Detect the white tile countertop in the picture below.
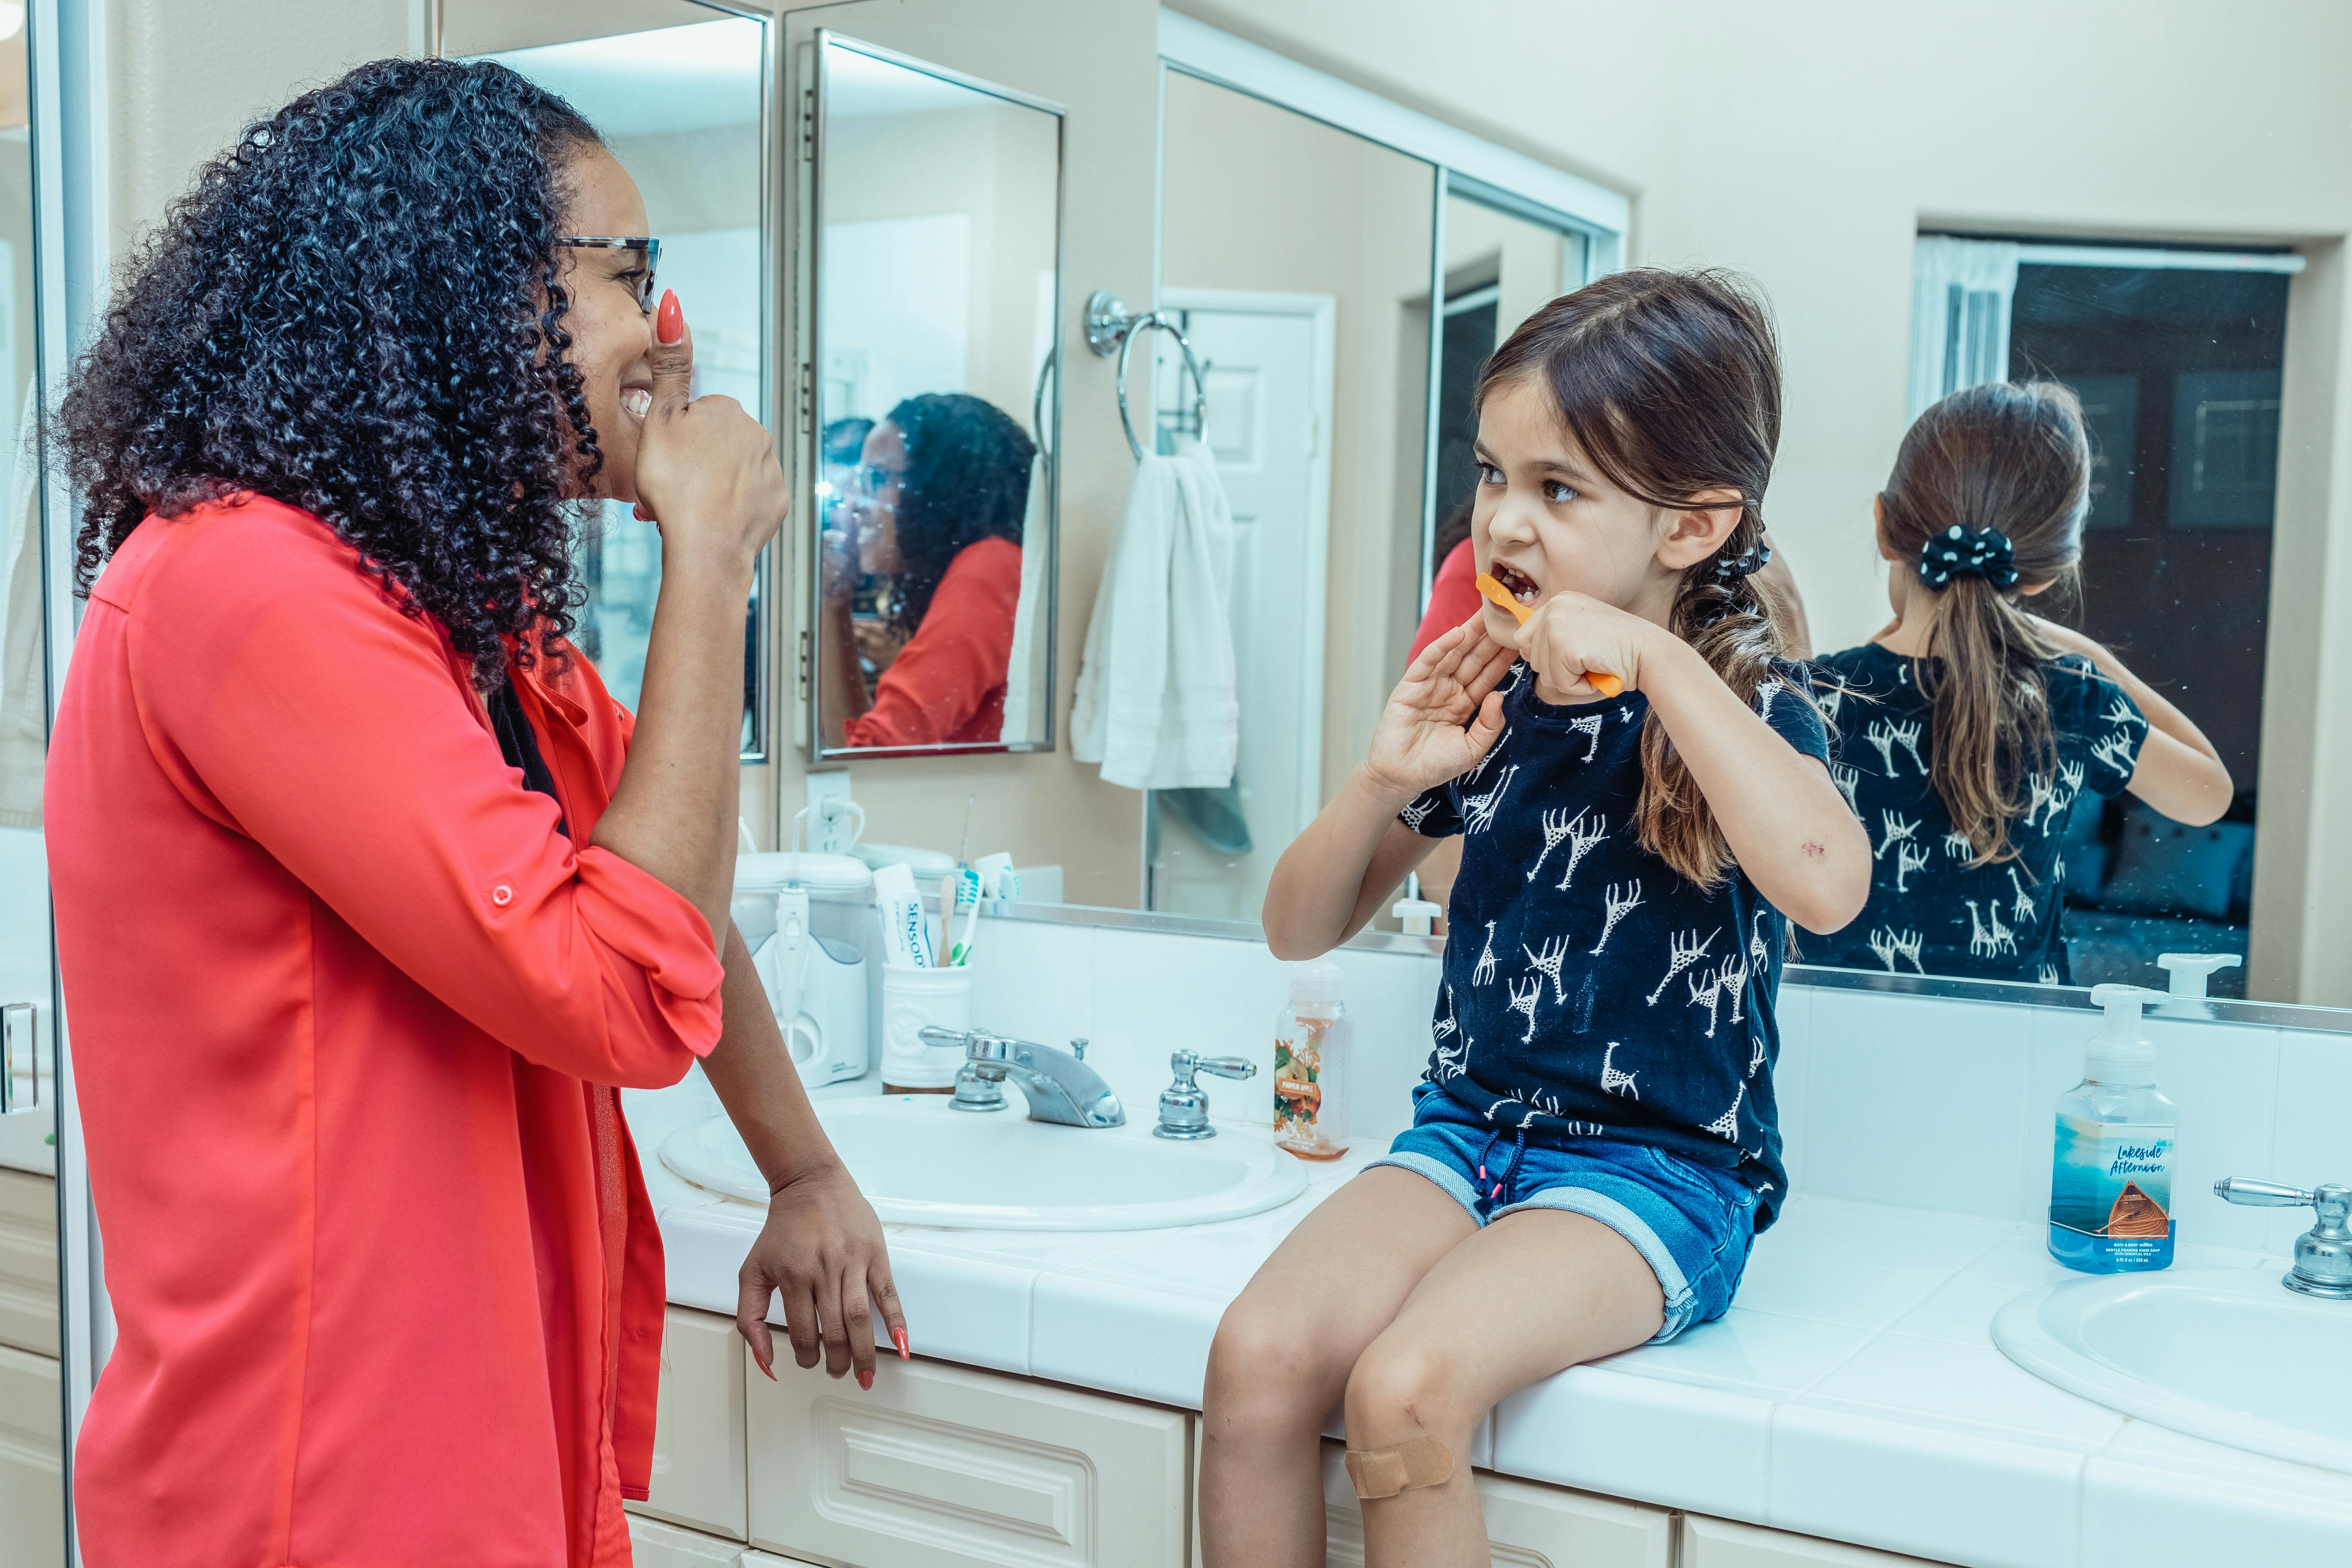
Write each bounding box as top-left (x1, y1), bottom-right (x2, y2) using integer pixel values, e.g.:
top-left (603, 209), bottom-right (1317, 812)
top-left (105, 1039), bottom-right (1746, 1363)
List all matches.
top-left (628, 1081), bottom-right (2352, 1568)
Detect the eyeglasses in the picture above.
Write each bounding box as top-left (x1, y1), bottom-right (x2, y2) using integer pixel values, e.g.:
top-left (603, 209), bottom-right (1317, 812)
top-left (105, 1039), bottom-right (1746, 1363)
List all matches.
top-left (556, 235), bottom-right (662, 314)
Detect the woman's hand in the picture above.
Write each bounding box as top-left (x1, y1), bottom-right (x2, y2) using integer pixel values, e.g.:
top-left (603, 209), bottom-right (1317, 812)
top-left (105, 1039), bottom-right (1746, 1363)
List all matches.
top-left (1361, 610), bottom-right (1518, 804)
top-left (631, 292), bottom-right (790, 570)
top-left (820, 520), bottom-right (861, 604)
top-left (1515, 590), bottom-right (1662, 700)
top-left (737, 1159), bottom-right (909, 1391)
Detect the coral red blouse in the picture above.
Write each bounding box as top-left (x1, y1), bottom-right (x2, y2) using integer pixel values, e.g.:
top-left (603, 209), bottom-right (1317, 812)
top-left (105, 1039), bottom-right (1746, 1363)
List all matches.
top-left (45, 496), bottom-right (725, 1568)
top-left (844, 536), bottom-right (1020, 747)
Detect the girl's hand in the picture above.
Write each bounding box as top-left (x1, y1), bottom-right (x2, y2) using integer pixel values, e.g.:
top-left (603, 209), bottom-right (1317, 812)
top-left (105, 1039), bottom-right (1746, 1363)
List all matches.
top-left (1515, 590), bottom-right (1661, 699)
top-left (1361, 610), bottom-right (1517, 804)
top-left (633, 291), bottom-right (791, 572)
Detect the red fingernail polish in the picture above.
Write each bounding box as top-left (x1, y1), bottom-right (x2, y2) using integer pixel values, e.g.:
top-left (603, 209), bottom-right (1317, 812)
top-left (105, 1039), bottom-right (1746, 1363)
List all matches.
top-left (892, 1327), bottom-right (911, 1361)
top-left (760, 1360), bottom-right (776, 1381)
top-left (655, 289), bottom-right (683, 345)
top-left (858, 1367), bottom-right (874, 1391)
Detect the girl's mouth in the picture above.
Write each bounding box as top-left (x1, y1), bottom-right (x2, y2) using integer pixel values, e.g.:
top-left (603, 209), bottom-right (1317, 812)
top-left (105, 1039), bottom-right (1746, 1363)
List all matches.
top-left (620, 385), bottom-right (653, 422)
top-left (1489, 560), bottom-right (1541, 605)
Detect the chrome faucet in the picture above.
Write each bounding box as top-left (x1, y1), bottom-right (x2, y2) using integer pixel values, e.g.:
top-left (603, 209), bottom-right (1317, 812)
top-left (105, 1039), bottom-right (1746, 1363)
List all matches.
top-left (1153, 1050), bottom-right (1258, 1140)
top-left (2215, 1177), bottom-right (2352, 1299)
top-left (921, 1027), bottom-right (1125, 1129)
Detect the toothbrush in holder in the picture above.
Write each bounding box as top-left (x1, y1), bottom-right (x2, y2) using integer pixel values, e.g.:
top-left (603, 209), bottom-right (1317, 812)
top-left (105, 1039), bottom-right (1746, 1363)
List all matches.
top-left (1474, 573), bottom-right (1622, 697)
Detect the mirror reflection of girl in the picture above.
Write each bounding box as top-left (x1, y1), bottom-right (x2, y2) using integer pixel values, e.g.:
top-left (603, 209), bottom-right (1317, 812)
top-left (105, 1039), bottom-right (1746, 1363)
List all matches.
top-left (43, 60), bottom-right (905, 1566)
top-left (1807, 382), bottom-right (2233, 983)
top-left (820, 392), bottom-right (1033, 747)
top-left (1202, 271), bottom-right (1869, 1568)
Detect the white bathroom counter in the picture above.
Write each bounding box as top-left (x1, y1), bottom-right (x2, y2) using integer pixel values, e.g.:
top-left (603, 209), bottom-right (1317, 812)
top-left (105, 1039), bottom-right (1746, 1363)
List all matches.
top-left (627, 1083), bottom-right (2352, 1568)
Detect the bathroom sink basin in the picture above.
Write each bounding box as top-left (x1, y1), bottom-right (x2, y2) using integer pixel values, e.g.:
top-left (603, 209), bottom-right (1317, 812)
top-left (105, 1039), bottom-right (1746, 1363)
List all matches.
top-left (1993, 1267), bottom-right (2352, 1473)
top-left (659, 1096), bottom-right (1309, 1230)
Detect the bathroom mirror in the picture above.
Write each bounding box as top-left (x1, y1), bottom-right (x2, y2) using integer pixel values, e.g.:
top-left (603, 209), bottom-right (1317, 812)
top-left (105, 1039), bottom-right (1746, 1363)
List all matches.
top-left (455, 0), bottom-right (774, 760)
top-left (804, 32), bottom-right (1063, 757)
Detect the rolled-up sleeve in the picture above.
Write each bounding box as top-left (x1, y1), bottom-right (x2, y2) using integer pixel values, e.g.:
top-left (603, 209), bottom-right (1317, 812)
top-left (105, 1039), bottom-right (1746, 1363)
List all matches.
top-left (124, 520), bottom-right (721, 1087)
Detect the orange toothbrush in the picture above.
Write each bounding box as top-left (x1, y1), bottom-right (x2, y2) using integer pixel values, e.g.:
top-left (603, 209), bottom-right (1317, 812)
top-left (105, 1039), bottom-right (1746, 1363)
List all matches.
top-left (1474, 573), bottom-right (1622, 697)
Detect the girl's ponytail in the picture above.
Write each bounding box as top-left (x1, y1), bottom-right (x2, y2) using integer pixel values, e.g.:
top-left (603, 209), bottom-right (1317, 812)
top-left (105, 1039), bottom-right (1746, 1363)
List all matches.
top-left (1480, 269), bottom-right (1808, 889)
top-left (1878, 382), bottom-right (2092, 865)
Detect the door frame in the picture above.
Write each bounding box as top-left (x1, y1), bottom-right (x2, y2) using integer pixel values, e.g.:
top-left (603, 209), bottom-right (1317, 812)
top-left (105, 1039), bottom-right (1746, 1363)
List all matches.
top-left (1161, 286), bottom-right (1336, 836)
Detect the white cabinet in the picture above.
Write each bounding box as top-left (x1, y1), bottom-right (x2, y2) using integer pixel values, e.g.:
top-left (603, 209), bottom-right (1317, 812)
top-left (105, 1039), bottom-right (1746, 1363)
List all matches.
top-left (747, 1353), bottom-right (1191, 1567)
top-left (1312, 1441), bottom-right (1672, 1568)
top-left (0, 1170), bottom-right (57, 1358)
top-left (1681, 1515), bottom-right (1957, 1567)
top-left (631, 1306), bottom-right (749, 1541)
top-left (0, 1343), bottom-right (63, 1568)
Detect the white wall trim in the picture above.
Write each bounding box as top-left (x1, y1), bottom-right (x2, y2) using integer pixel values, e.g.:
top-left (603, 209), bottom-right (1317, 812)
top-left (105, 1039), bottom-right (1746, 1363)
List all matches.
top-left (1156, 9), bottom-right (1629, 242)
top-left (2014, 242), bottom-right (2303, 275)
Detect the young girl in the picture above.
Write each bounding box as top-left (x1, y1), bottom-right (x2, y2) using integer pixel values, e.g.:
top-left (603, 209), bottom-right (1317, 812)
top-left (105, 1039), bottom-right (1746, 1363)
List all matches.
top-left (1201, 270), bottom-right (1868, 1568)
top-left (1807, 382), bottom-right (2233, 983)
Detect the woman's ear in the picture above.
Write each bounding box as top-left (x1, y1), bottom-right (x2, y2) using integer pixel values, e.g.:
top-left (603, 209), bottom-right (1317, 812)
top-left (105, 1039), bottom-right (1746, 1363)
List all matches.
top-left (1654, 487), bottom-right (1746, 571)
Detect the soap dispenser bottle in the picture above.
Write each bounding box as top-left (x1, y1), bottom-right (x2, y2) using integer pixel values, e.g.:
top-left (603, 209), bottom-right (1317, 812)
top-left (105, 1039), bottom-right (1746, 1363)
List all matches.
top-left (2048, 984), bottom-right (2177, 1273)
top-left (1273, 960), bottom-right (1351, 1161)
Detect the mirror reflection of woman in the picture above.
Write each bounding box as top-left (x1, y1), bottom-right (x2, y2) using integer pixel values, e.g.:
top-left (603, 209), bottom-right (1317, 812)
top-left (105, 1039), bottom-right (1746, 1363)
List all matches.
top-left (43, 60), bottom-right (904, 1566)
top-left (821, 392), bottom-right (1034, 747)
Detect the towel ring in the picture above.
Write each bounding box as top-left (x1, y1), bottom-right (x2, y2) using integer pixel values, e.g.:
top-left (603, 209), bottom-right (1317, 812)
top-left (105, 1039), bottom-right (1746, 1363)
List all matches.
top-left (1085, 289), bottom-right (1209, 460)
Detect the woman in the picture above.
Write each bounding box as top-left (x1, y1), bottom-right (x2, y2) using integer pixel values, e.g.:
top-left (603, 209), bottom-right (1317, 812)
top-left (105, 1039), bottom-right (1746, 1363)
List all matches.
top-left (45, 61), bottom-right (902, 1567)
top-left (821, 391), bottom-right (1033, 747)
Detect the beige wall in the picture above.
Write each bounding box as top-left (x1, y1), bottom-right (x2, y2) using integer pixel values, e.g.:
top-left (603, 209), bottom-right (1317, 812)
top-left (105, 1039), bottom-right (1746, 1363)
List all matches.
top-left (1159, 71), bottom-right (1435, 811)
top-left (1178, 0), bottom-right (2352, 1002)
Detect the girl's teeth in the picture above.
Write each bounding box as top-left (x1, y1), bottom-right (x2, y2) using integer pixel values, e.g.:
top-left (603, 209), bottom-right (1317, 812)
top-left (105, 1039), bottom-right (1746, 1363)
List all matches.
top-left (621, 388), bottom-right (652, 419)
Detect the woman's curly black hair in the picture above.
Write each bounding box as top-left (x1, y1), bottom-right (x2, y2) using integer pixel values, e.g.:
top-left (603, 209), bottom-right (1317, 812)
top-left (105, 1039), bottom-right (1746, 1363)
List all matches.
top-left (58, 57), bottom-right (610, 687)
top-left (881, 393), bottom-right (1035, 638)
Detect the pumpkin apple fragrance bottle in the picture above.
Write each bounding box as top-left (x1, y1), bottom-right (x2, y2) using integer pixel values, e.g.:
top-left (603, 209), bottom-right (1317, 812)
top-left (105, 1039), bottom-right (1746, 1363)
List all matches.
top-left (1273, 960), bottom-right (1350, 1161)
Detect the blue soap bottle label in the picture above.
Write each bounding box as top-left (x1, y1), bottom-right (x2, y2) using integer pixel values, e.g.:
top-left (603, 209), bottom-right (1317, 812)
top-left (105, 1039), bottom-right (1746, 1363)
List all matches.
top-left (2048, 1115), bottom-right (2175, 1272)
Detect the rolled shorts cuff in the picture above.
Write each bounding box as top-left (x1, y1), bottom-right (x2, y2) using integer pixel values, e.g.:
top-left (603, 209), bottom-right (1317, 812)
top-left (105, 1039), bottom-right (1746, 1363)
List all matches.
top-left (1489, 1187), bottom-right (1698, 1343)
top-left (1365, 1150), bottom-right (1485, 1218)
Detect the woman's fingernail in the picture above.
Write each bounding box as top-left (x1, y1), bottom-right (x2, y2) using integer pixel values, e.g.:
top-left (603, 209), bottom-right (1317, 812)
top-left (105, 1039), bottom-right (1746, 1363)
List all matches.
top-left (656, 289), bottom-right (683, 345)
top-left (858, 1367), bottom-right (874, 1391)
top-left (759, 1357), bottom-right (776, 1382)
top-left (892, 1327), bottom-right (911, 1361)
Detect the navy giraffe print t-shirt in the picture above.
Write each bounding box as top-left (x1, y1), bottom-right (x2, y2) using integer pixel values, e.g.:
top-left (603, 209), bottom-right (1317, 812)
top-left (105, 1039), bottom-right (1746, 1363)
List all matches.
top-left (1803, 643), bottom-right (2149, 984)
top-left (1400, 660), bottom-right (1829, 1223)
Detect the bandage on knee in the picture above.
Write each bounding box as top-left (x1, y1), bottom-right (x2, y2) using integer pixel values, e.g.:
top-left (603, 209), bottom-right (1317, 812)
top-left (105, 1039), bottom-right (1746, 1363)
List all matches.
top-left (1343, 1436), bottom-right (1455, 1499)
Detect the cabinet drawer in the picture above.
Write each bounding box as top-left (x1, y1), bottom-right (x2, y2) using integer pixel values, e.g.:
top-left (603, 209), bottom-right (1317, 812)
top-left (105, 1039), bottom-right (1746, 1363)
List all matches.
top-left (1316, 1441), bottom-right (1671, 1568)
top-left (1682, 1515), bottom-right (1957, 1567)
top-left (0, 1344), bottom-right (63, 1568)
top-left (630, 1306), bottom-right (749, 1541)
top-left (0, 1171), bottom-right (57, 1358)
top-left (748, 1354), bottom-right (1190, 1568)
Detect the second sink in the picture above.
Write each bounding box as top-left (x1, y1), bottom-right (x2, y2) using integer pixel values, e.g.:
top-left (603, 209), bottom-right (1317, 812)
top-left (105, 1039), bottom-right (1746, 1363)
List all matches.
top-left (1993, 1266), bottom-right (2352, 1474)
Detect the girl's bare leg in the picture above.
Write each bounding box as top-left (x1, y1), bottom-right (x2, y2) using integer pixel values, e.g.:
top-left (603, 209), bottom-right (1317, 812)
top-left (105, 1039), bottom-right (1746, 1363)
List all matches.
top-left (1344, 1209), bottom-right (1667, 1568)
top-left (1200, 1167), bottom-right (1476, 1568)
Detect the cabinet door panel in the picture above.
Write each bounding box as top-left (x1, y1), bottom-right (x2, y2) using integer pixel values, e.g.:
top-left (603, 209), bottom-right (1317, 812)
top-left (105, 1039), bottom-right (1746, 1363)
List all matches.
top-left (0, 1172), bottom-right (57, 1358)
top-left (1316, 1442), bottom-right (1672, 1568)
top-left (748, 1355), bottom-right (1190, 1568)
top-left (630, 1305), bottom-right (750, 1541)
top-left (0, 1345), bottom-right (63, 1568)
top-left (1682, 1515), bottom-right (1957, 1567)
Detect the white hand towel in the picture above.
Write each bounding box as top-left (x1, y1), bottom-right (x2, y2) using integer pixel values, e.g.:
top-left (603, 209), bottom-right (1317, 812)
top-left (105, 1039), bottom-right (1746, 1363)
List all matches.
top-left (997, 452), bottom-right (1050, 746)
top-left (1072, 436), bottom-right (1238, 790)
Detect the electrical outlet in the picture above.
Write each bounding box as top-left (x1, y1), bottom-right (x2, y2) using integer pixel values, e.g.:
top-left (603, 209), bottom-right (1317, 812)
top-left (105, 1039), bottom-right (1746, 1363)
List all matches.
top-left (805, 770), bottom-right (858, 853)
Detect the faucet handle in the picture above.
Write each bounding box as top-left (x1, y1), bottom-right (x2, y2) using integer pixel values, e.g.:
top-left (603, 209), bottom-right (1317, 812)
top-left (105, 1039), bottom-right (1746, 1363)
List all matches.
top-left (1187, 1052), bottom-right (1257, 1082)
top-left (2216, 1176), bottom-right (2319, 1207)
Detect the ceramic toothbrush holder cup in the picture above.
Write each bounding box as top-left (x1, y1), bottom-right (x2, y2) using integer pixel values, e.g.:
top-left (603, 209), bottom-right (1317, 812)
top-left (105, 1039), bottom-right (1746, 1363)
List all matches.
top-left (879, 963), bottom-right (973, 1092)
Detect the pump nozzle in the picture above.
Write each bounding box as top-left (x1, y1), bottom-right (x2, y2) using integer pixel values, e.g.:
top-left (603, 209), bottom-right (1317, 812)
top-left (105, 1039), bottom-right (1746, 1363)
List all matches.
top-left (2085, 984), bottom-right (2163, 1085)
top-left (2157, 952), bottom-right (2241, 999)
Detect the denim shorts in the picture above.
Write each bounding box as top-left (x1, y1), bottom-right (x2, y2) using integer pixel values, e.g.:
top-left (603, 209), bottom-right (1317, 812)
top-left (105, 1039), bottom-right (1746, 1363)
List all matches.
top-left (1368, 1083), bottom-right (1758, 1343)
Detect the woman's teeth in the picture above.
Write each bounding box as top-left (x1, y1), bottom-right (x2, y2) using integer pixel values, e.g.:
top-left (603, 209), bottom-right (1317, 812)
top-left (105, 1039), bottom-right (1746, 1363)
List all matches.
top-left (620, 388), bottom-right (652, 419)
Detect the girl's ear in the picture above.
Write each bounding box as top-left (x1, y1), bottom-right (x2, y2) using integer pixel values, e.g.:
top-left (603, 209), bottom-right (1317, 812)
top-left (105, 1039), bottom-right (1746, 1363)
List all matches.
top-left (1873, 495), bottom-right (1899, 563)
top-left (1654, 487), bottom-right (1745, 571)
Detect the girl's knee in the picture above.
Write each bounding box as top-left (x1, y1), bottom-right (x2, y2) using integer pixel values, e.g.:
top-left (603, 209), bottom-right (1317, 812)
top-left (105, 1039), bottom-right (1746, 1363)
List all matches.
top-left (1342, 1336), bottom-right (1475, 1444)
top-left (1204, 1294), bottom-right (1345, 1429)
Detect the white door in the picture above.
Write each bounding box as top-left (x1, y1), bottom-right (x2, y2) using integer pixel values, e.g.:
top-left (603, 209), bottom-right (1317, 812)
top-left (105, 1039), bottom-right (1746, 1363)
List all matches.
top-left (1148, 295), bottom-right (1334, 922)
